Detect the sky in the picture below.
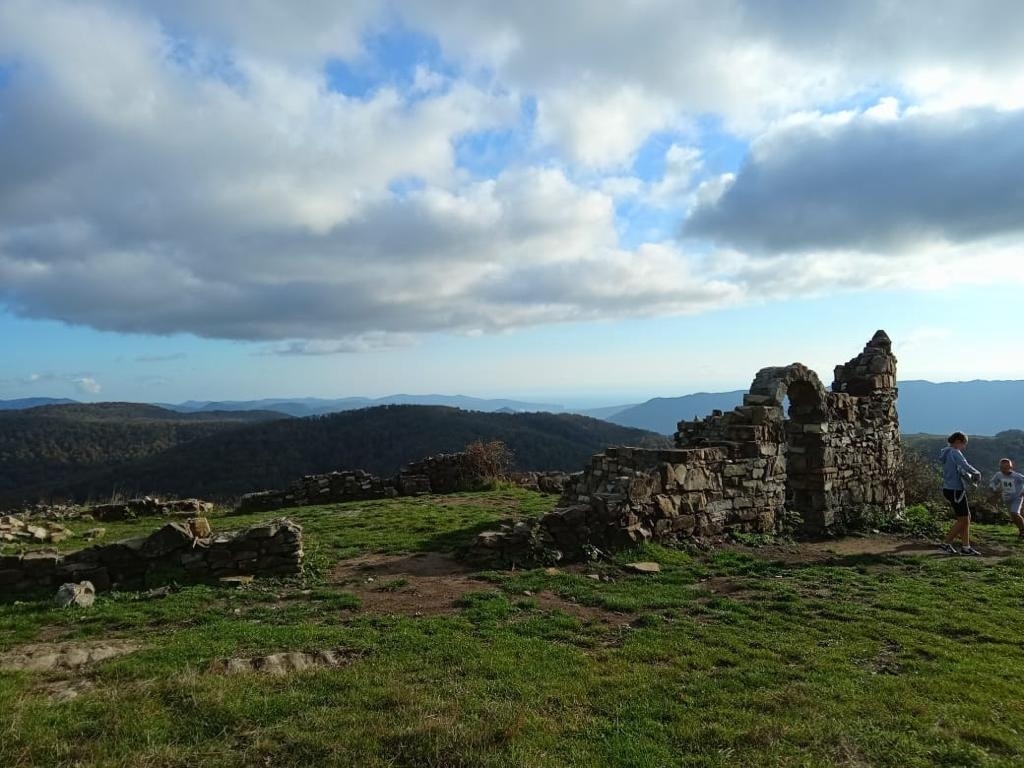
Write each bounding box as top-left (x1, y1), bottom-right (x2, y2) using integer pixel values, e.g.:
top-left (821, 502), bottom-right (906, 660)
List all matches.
top-left (1, 1), bottom-right (1022, 407)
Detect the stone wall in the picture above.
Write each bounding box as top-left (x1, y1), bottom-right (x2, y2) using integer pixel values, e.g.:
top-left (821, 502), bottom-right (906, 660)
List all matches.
top-left (0, 518), bottom-right (302, 598)
top-left (88, 497), bottom-right (214, 522)
top-left (471, 331), bottom-right (904, 564)
top-left (238, 470), bottom-right (397, 513)
top-left (236, 451), bottom-right (502, 513)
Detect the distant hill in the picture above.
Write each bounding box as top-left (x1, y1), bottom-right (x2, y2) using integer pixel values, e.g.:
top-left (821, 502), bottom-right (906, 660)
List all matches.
top-left (162, 394), bottom-right (566, 417)
top-left (1, 405), bottom-right (670, 505)
top-left (606, 391), bottom-right (746, 434)
top-left (0, 397), bottom-right (77, 410)
top-left (896, 380), bottom-right (1024, 436)
top-left (18, 402), bottom-right (289, 423)
top-left (603, 381), bottom-right (1024, 436)
top-left (0, 403), bottom-right (289, 503)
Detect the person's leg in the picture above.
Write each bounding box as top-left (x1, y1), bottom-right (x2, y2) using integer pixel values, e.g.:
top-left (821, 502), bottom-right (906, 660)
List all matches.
top-left (944, 517), bottom-right (961, 543)
top-left (1008, 497), bottom-right (1024, 535)
top-left (943, 490), bottom-right (961, 544)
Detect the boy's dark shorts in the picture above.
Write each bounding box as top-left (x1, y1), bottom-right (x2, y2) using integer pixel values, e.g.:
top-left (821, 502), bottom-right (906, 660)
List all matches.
top-left (943, 488), bottom-right (971, 518)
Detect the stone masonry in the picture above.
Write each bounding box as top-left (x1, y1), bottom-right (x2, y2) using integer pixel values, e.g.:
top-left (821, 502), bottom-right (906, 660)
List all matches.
top-left (471, 332), bottom-right (904, 564)
top-left (235, 450), bottom-right (507, 513)
top-left (0, 518), bottom-right (302, 597)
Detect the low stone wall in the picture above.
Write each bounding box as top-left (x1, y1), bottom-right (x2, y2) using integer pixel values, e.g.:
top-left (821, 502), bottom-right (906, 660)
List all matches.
top-left (236, 451), bottom-right (504, 513)
top-left (88, 497), bottom-right (214, 522)
top-left (473, 447), bottom-right (781, 565)
top-left (507, 471), bottom-right (572, 494)
top-left (0, 518), bottom-right (302, 598)
top-left (238, 470), bottom-right (397, 513)
top-left (401, 452), bottom-right (489, 494)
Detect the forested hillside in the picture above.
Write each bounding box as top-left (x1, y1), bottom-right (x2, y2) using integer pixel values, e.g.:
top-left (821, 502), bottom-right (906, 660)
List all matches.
top-left (903, 430), bottom-right (1024, 477)
top-left (0, 404), bottom-right (668, 505)
top-left (0, 404), bottom-right (289, 500)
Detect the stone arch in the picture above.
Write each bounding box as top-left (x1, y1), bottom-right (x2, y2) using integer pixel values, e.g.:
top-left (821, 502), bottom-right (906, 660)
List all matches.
top-left (748, 364), bottom-right (830, 530)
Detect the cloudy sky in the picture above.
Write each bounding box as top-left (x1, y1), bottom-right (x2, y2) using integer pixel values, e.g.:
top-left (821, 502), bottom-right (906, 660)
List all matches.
top-left (1, 1), bottom-right (1022, 405)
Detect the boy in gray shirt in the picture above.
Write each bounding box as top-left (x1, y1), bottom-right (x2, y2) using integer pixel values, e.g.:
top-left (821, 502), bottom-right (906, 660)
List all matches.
top-left (988, 458), bottom-right (1024, 537)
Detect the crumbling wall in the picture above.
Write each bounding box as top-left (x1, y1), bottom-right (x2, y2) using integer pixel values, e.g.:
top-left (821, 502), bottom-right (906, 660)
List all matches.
top-left (473, 446), bottom-right (782, 564)
top-left (238, 470), bottom-right (397, 513)
top-left (0, 518), bottom-right (302, 597)
top-left (471, 331), bottom-right (904, 564)
top-left (236, 450), bottom-right (503, 513)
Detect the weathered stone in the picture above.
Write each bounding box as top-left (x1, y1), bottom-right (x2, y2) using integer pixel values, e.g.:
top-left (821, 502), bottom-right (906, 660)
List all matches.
top-left (54, 581), bottom-right (96, 608)
top-left (624, 562), bottom-right (661, 574)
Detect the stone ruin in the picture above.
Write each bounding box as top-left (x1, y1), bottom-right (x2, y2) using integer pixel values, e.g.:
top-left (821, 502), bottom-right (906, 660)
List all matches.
top-left (235, 450), bottom-right (568, 513)
top-left (0, 518), bottom-right (302, 597)
top-left (472, 331), bottom-right (904, 564)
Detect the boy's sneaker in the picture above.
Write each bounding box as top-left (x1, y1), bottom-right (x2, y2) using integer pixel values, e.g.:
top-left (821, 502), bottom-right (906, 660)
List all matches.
top-left (959, 546), bottom-right (983, 556)
top-left (939, 543), bottom-right (958, 554)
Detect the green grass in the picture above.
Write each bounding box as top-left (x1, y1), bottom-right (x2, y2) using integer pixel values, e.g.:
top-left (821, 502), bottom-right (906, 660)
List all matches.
top-left (3, 490), bottom-right (1024, 767)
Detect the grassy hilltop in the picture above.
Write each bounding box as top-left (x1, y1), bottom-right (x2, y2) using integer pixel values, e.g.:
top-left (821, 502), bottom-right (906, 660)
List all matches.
top-left (3, 489), bottom-right (1024, 767)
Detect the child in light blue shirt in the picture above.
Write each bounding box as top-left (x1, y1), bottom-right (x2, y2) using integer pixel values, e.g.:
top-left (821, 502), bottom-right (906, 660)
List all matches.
top-left (939, 431), bottom-right (983, 555)
top-left (989, 458), bottom-right (1024, 537)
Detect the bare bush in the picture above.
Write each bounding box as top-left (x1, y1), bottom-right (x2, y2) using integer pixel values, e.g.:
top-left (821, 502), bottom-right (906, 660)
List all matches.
top-left (901, 445), bottom-right (944, 506)
top-left (462, 440), bottom-right (514, 482)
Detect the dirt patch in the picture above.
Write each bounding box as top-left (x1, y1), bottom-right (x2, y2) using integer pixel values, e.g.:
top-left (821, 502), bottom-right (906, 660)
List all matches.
top-left (0, 639), bottom-right (141, 672)
top-left (530, 591), bottom-right (633, 623)
top-left (210, 648), bottom-right (364, 675)
top-left (724, 534), bottom-right (1014, 566)
top-left (331, 552), bottom-right (495, 616)
top-left (694, 576), bottom-right (758, 602)
top-left (331, 552), bottom-right (631, 621)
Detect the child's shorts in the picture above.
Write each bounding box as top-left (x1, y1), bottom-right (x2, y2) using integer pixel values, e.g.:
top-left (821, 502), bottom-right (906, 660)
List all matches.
top-left (1004, 496), bottom-right (1024, 518)
top-left (943, 488), bottom-right (970, 518)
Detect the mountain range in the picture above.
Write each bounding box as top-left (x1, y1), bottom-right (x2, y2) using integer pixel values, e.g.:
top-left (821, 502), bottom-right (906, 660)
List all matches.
top-left (0, 404), bottom-right (667, 505)
top-left (156, 394), bottom-right (566, 418)
top-left (599, 380), bottom-right (1024, 436)
top-left (2, 378), bottom-right (1022, 437)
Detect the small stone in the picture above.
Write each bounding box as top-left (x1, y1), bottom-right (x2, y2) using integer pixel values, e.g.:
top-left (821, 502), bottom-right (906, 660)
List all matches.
top-left (54, 581), bottom-right (96, 608)
top-left (624, 562), bottom-right (661, 574)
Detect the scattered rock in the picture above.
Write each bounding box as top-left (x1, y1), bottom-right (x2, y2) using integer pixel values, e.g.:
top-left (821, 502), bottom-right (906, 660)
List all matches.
top-left (36, 679), bottom-right (95, 703)
top-left (188, 516), bottom-right (212, 538)
top-left (219, 575), bottom-right (254, 586)
top-left (0, 640), bottom-right (141, 672)
top-left (624, 562), bottom-right (661, 574)
top-left (141, 585), bottom-right (178, 599)
top-left (211, 648), bottom-right (363, 675)
top-left (54, 580), bottom-right (96, 608)
top-left (0, 514), bottom-right (74, 544)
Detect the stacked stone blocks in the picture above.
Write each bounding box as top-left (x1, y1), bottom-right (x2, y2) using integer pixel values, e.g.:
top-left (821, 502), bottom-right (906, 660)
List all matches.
top-left (0, 518), bottom-right (302, 597)
top-left (472, 331), bottom-right (904, 564)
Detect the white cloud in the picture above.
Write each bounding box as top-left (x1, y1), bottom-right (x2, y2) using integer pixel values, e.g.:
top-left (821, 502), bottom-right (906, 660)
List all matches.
top-left (646, 145), bottom-right (703, 205)
top-left (73, 377), bottom-right (102, 395)
top-left (535, 83), bottom-right (679, 168)
top-left (268, 334), bottom-right (416, 356)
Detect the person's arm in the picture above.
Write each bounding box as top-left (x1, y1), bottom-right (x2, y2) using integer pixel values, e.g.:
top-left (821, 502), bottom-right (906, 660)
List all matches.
top-left (952, 450), bottom-right (981, 480)
top-left (989, 472), bottom-right (1002, 491)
